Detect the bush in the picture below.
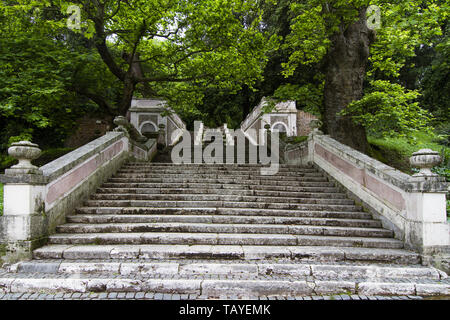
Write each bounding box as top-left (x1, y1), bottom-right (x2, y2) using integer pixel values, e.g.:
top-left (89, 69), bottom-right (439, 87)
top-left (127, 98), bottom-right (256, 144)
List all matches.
top-left (369, 131), bottom-right (450, 178)
top-left (0, 147), bottom-right (74, 173)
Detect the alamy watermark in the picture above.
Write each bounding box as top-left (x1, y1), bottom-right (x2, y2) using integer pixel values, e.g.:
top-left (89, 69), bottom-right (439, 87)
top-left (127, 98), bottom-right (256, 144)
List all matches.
top-left (170, 122), bottom-right (280, 175)
top-left (67, 5), bottom-right (81, 30)
top-left (366, 5), bottom-right (381, 30)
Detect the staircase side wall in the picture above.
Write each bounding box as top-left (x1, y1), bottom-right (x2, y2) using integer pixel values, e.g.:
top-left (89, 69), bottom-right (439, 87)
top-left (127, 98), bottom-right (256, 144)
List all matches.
top-left (312, 134), bottom-right (448, 254)
top-left (0, 132), bottom-right (133, 261)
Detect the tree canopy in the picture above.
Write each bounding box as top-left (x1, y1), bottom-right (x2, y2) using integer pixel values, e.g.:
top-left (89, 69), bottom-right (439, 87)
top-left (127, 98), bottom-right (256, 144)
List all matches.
top-left (0, 0), bottom-right (448, 154)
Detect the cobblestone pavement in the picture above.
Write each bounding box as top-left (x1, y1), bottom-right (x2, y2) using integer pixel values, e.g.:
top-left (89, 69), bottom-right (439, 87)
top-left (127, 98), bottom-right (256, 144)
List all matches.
top-left (0, 292), bottom-right (436, 300)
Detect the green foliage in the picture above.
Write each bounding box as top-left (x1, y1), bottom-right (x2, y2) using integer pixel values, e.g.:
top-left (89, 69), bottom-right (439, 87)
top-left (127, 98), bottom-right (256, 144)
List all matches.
top-left (342, 80), bottom-right (433, 138)
top-left (284, 135), bottom-right (308, 144)
top-left (0, 154), bottom-right (17, 173)
top-left (282, 0), bottom-right (368, 75)
top-left (272, 83), bottom-right (322, 116)
top-left (0, 3), bottom-right (120, 152)
top-left (368, 0), bottom-right (446, 78)
top-left (447, 200), bottom-right (450, 219)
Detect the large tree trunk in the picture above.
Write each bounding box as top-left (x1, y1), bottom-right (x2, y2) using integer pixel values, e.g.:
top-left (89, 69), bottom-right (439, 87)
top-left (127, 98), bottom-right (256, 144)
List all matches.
top-left (322, 8), bottom-right (374, 153)
top-left (119, 74), bottom-right (136, 116)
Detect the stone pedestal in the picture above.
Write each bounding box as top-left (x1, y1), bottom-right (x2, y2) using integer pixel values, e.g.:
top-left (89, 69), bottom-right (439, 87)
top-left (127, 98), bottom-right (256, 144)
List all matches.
top-left (408, 149), bottom-right (449, 270)
top-left (1, 142), bottom-right (47, 261)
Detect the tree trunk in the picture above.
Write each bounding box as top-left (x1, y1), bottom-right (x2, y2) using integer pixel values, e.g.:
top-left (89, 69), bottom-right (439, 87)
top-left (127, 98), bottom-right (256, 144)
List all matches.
top-left (322, 8), bottom-right (373, 153)
top-left (119, 74), bottom-right (136, 116)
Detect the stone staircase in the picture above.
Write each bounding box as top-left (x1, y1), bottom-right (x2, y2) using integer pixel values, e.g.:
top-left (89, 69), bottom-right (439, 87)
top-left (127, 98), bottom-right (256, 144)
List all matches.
top-left (1, 162), bottom-right (449, 297)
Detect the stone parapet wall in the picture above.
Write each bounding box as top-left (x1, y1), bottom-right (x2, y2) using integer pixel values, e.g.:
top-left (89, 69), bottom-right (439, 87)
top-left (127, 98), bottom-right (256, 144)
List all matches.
top-left (284, 133), bottom-right (449, 262)
top-left (0, 131), bottom-right (154, 261)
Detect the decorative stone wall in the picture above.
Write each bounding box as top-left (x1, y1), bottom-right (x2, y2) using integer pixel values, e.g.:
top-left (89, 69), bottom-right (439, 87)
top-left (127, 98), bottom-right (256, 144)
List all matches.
top-left (0, 127), bottom-right (157, 261)
top-left (240, 98), bottom-right (317, 144)
top-left (129, 98), bottom-right (186, 146)
top-left (297, 111), bottom-right (318, 136)
top-left (283, 131), bottom-right (449, 271)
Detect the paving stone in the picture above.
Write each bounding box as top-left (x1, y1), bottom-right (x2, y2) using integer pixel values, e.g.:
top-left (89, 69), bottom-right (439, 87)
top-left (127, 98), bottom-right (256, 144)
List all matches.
top-left (125, 292), bottom-right (135, 299)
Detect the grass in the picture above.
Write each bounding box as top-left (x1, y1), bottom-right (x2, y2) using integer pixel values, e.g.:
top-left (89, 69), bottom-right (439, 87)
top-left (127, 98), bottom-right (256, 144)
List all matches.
top-left (369, 131), bottom-right (450, 218)
top-left (368, 131), bottom-right (450, 176)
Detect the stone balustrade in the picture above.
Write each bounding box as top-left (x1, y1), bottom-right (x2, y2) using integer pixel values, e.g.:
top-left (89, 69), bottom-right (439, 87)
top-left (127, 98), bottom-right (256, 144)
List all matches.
top-left (284, 130), bottom-right (449, 271)
top-left (0, 118), bottom-right (157, 261)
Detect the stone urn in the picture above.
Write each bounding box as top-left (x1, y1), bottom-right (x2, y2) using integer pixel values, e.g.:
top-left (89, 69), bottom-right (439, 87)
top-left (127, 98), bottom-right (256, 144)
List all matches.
top-left (8, 141), bottom-right (41, 170)
top-left (410, 149), bottom-right (441, 176)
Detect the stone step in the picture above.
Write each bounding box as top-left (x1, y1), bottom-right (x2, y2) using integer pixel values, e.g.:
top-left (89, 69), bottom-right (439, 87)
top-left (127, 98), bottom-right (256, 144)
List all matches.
top-left (75, 207), bottom-right (373, 220)
top-left (67, 214), bottom-right (381, 228)
top-left (96, 188), bottom-right (348, 199)
top-left (84, 200), bottom-right (362, 212)
top-left (32, 245), bottom-right (421, 264)
top-left (1, 275), bottom-right (448, 296)
top-left (118, 167), bottom-right (319, 174)
top-left (101, 183), bottom-right (341, 193)
top-left (89, 194), bottom-right (355, 205)
top-left (55, 223), bottom-right (393, 238)
top-left (107, 177), bottom-right (333, 186)
top-left (47, 232), bottom-right (402, 248)
top-left (10, 260), bottom-right (443, 280)
top-left (125, 163), bottom-right (312, 168)
top-left (114, 172), bottom-right (325, 179)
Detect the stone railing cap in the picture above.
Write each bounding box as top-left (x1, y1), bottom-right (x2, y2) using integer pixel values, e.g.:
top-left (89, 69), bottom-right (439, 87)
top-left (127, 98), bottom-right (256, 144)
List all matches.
top-left (10, 141), bottom-right (39, 148)
top-left (412, 149), bottom-right (440, 156)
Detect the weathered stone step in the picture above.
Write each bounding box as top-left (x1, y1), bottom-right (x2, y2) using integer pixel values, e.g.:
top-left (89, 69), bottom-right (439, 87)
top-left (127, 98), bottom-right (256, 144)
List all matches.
top-left (118, 167), bottom-right (319, 174)
top-left (108, 177), bottom-right (333, 186)
top-left (101, 182), bottom-right (340, 193)
top-left (84, 200), bottom-right (362, 212)
top-left (67, 214), bottom-right (381, 228)
top-left (125, 163), bottom-right (312, 168)
top-left (47, 232), bottom-right (402, 248)
top-left (55, 223), bottom-right (393, 238)
top-left (1, 275), bottom-right (448, 296)
top-left (33, 245), bottom-right (421, 264)
top-left (75, 207), bottom-right (373, 220)
top-left (96, 187), bottom-right (347, 199)
top-left (11, 260), bottom-right (443, 280)
top-left (115, 172), bottom-right (325, 179)
top-left (89, 193), bottom-right (355, 205)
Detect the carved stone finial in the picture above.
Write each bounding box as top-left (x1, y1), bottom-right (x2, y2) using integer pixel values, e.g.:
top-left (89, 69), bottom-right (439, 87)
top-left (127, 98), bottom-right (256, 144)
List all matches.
top-left (113, 116), bottom-right (128, 129)
top-left (264, 123), bottom-right (271, 131)
top-left (309, 119), bottom-right (323, 135)
top-left (7, 141), bottom-right (42, 174)
top-left (410, 149), bottom-right (441, 177)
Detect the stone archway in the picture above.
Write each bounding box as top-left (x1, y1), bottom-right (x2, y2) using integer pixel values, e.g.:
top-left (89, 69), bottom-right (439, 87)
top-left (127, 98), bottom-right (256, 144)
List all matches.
top-left (271, 122), bottom-right (288, 133)
top-left (139, 121), bottom-right (158, 138)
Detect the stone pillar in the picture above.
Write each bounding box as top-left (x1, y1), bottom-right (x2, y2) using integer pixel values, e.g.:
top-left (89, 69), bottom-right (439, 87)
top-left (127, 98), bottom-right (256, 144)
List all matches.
top-left (113, 116), bottom-right (129, 135)
top-left (157, 123), bottom-right (166, 149)
top-left (408, 149), bottom-right (449, 269)
top-left (263, 124), bottom-right (271, 148)
top-left (1, 141), bottom-right (47, 260)
top-left (307, 119), bottom-right (323, 165)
